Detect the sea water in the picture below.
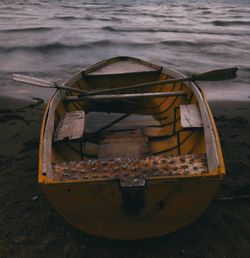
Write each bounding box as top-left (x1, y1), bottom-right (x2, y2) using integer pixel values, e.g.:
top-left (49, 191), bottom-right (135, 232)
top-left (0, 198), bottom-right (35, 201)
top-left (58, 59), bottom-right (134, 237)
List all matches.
top-left (0, 0), bottom-right (249, 103)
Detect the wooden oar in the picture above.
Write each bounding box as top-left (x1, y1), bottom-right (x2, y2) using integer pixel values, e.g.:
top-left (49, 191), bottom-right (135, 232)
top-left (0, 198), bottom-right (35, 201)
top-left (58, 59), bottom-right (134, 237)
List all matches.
top-left (12, 67), bottom-right (237, 96)
top-left (64, 91), bottom-right (187, 103)
top-left (11, 74), bottom-right (88, 94)
top-left (82, 67), bottom-right (238, 97)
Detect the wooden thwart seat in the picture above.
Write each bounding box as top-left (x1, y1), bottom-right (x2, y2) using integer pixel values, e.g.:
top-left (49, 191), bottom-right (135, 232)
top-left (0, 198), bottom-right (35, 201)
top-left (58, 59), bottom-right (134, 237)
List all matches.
top-left (180, 104), bottom-right (203, 129)
top-left (53, 111), bottom-right (85, 141)
top-left (174, 104), bottom-right (203, 155)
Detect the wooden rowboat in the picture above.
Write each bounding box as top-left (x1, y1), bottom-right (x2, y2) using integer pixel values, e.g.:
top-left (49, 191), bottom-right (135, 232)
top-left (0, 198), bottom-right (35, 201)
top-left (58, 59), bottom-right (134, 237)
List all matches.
top-left (38, 56), bottom-right (225, 239)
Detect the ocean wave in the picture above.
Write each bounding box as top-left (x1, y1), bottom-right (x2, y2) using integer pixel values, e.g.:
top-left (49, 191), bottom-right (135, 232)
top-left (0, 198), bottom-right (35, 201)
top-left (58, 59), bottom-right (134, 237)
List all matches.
top-left (0, 27), bottom-right (53, 33)
top-left (196, 6), bottom-right (209, 10)
top-left (227, 15), bottom-right (246, 19)
top-left (102, 26), bottom-right (178, 33)
top-left (102, 26), bottom-right (118, 32)
top-left (137, 13), bottom-right (167, 18)
top-left (79, 2), bottom-right (110, 5)
top-left (84, 6), bottom-right (114, 11)
top-left (201, 11), bottom-right (212, 14)
top-left (213, 20), bottom-right (250, 26)
top-left (111, 11), bottom-right (167, 18)
top-left (0, 12), bottom-right (35, 17)
top-left (227, 8), bottom-right (250, 13)
top-left (101, 26), bottom-right (250, 36)
top-left (59, 4), bottom-right (85, 9)
top-left (50, 14), bottom-right (121, 22)
top-left (160, 40), bottom-right (212, 47)
top-left (52, 15), bottom-right (85, 21)
top-left (0, 6), bottom-right (21, 10)
top-left (0, 42), bottom-right (86, 53)
top-left (1, 39), bottom-right (240, 54)
top-left (0, 40), bottom-right (115, 53)
top-left (0, 40), bottom-right (155, 54)
top-left (159, 40), bottom-right (238, 48)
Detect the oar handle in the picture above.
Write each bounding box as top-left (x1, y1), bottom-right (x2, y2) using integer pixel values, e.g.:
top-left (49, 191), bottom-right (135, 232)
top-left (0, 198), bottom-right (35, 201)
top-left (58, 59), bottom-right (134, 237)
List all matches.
top-left (11, 74), bottom-right (88, 94)
top-left (12, 73), bottom-right (55, 88)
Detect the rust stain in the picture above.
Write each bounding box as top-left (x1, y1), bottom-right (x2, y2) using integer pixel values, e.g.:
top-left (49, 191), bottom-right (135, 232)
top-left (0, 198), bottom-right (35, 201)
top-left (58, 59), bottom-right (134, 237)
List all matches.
top-left (52, 154), bottom-right (207, 181)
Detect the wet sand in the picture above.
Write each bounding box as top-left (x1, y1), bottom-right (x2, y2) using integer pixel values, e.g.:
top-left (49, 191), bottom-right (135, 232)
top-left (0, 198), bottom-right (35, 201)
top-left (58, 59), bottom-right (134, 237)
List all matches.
top-left (0, 99), bottom-right (249, 258)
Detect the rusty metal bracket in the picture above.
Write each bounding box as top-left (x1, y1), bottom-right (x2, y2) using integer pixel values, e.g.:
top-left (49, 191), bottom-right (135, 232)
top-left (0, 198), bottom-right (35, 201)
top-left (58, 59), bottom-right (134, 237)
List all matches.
top-left (120, 177), bottom-right (146, 188)
top-left (119, 177), bottom-right (146, 215)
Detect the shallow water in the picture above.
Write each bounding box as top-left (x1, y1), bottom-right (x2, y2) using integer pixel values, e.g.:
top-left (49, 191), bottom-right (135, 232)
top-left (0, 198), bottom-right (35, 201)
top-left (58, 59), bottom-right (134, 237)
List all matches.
top-left (0, 0), bottom-right (250, 105)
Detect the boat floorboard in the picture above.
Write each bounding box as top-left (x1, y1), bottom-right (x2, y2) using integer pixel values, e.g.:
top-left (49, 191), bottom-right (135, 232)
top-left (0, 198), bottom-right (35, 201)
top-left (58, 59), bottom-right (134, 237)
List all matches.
top-left (98, 129), bottom-right (151, 159)
top-left (85, 112), bottom-right (160, 133)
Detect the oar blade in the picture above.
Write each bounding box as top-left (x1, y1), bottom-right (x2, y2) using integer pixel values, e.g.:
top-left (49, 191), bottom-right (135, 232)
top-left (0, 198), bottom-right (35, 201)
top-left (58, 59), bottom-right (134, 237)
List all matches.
top-left (12, 74), bottom-right (55, 88)
top-left (191, 67), bottom-right (238, 81)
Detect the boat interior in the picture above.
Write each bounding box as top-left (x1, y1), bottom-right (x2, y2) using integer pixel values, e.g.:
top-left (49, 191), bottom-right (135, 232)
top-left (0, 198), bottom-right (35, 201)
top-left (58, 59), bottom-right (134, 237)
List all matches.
top-left (42, 57), bottom-right (219, 183)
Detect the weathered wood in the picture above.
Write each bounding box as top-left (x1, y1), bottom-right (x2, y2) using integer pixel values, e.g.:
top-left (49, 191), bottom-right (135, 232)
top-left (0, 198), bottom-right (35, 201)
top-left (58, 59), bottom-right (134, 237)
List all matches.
top-left (12, 73), bottom-right (56, 87)
top-left (12, 73), bottom-right (88, 93)
top-left (64, 91), bottom-right (187, 103)
top-left (42, 91), bottom-right (64, 177)
top-left (85, 113), bottom-right (160, 134)
top-left (88, 60), bottom-right (159, 75)
top-left (180, 104), bottom-right (203, 129)
top-left (81, 78), bottom-right (190, 97)
top-left (53, 111), bottom-right (85, 141)
top-left (84, 57), bottom-right (162, 75)
top-left (98, 129), bottom-right (150, 159)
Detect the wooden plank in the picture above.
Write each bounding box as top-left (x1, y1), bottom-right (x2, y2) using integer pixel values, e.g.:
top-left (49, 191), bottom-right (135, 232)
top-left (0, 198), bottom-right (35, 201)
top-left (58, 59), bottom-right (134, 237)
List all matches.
top-left (180, 104), bottom-right (203, 129)
top-left (84, 113), bottom-right (160, 134)
top-left (98, 129), bottom-right (150, 159)
top-left (64, 91), bottom-right (186, 103)
top-left (85, 58), bottom-right (161, 75)
top-left (53, 111), bottom-right (85, 141)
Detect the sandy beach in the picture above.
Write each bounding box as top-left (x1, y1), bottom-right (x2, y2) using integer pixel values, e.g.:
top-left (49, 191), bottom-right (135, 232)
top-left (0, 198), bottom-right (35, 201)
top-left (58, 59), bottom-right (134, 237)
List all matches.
top-left (0, 95), bottom-right (249, 258)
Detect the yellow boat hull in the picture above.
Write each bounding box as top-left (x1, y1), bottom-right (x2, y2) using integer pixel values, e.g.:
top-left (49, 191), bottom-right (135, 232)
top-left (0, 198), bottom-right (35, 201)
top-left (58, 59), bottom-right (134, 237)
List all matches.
top-left (39, 56), bottom-right (225, 239)
top-left (43, 177), bottom-right (220, 239)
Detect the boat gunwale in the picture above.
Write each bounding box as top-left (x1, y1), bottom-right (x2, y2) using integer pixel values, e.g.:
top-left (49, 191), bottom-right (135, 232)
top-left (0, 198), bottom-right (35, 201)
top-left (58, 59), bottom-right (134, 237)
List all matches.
top-left (40, 171), bottom-right (223, 185)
